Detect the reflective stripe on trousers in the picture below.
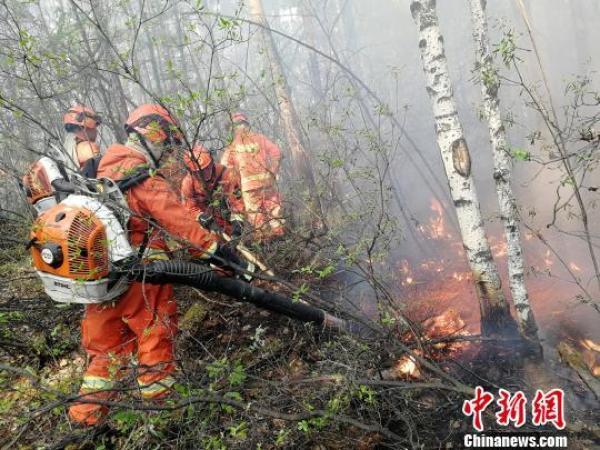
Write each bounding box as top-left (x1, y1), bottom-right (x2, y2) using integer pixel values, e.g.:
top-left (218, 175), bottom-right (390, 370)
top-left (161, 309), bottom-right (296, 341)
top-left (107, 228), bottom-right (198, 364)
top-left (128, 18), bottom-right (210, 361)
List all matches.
top-left (81, 375), bottom-right (114, 393)
top-left (138, 375), bottom-right (176, 398)
top-left (240, 172), bottom-right (274, 192)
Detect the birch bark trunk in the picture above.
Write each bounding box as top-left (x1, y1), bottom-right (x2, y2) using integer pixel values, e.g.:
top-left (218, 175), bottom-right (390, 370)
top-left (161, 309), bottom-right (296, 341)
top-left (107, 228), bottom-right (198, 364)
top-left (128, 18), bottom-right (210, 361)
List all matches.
top-left (247, 0), bottom-right (325, 228)
top-left (469, 0), bottom-right (540, 344)
top-left (410, 0), bottom-right (517, 337)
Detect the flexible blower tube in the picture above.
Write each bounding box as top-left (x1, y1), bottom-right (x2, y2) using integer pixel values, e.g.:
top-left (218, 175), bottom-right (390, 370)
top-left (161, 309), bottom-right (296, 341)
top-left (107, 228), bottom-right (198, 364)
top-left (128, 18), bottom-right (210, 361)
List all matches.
top-left (126, 260), bottom-right (350, 332)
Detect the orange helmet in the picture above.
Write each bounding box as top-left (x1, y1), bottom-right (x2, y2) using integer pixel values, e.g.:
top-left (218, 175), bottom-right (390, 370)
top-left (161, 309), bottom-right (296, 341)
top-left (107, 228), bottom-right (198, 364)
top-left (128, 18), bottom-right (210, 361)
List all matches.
top-left (184, 145), bottom-right (213, 171)
top-left (231, 112), bottom-right (249, 126)
top-left (63, 105), bottom-right (101, 129)
top-left (125, 104), bottom-right (183, 147)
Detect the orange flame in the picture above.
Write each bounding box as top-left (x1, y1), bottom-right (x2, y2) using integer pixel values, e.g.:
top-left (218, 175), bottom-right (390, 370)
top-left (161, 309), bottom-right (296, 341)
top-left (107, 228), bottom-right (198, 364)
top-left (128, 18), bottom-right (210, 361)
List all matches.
top-left (423, 199), bottom-right (453, 240)
top-left (579, 339), bottom-right (600, 377)
top-left (580, 339), bottom-right (600, 353)
top-left (491, 239), bottom-right (508, 259)
top-left (392, 354), bottom-right (422, 379)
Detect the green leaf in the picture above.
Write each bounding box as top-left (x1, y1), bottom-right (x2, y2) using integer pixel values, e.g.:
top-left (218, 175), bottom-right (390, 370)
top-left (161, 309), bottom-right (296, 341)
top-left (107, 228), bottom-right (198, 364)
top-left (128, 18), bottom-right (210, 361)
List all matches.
top-left (297, 420), bottom-right (310, 433)
top-left (218, 17), bottom-right (232, 29)
top-left (228, 362), bottom-right (247, 386)
top-left (511, 148), bottom-right (530, 161)
top-left (292, 283), bottom-right (309, 303)
top-left (206, 357), bottom-right (227, 379)
top-left (316, 264), bottom-right (335, 279)
top-left (330, 159), bottom-right (344, 169)
top-left (275, 429), bottom-right (290, 445)
top-left (113, 411), bottom-right (141, 431)
top-left (228, 421), bottom-right (248, 439)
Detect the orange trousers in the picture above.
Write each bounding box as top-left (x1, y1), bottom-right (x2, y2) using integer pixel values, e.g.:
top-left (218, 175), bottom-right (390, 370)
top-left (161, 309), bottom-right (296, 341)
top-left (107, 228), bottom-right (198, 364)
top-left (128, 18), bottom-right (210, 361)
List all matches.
top-left (242, 188), bottom-right (285, 240)
top-left (68, 282), bottom-right (177, 425)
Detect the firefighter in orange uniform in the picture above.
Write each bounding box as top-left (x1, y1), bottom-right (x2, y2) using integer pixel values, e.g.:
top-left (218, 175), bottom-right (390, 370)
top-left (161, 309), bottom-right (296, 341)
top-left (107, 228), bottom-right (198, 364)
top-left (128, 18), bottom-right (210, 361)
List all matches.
top-left (68, 104), bottom-right (227, 426)
top-left (63, 104), bottom-right (102, 169)
top-left (21, 105), bottom-right (102, 213)
top-left (220, 112), bottom-right (285, 240)
top-left (181, 145), bottom-right (246, 238)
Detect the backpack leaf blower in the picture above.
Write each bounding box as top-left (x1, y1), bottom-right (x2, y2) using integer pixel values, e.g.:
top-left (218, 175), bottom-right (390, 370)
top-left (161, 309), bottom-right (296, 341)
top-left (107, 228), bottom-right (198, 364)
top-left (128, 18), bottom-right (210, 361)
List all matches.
top-left (28, 175), bottom-right (354, 333)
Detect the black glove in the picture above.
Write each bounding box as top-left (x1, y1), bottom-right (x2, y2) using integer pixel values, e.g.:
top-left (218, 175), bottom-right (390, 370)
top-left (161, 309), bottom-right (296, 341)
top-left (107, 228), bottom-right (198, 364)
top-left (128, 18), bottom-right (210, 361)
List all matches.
top-left (212, 244), bottom-right (255, 281)
top-left (230, 220), bottom-right (244, 240)
top-left (213, 243), bottom-right (242, 267)
top-left (198, 212), bottom-right (214, 230)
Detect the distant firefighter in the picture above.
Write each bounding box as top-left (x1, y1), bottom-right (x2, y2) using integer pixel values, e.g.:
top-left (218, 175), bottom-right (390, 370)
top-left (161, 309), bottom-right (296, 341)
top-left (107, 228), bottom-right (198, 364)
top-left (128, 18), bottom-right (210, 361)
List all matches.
top-left (181, 144), bottom-right (246, 238)
top-left (221, 112), bottom-right (285, 240)
top-left (21, 104), bottom-right (102, 213)
top-left (63, 104), bottom-right (102, 168)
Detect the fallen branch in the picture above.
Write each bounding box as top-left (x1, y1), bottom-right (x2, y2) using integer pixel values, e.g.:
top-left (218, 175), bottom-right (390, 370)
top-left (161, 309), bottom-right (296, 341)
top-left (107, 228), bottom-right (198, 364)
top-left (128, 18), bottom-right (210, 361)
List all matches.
top-left (557, 341), bottom-right (600, 400)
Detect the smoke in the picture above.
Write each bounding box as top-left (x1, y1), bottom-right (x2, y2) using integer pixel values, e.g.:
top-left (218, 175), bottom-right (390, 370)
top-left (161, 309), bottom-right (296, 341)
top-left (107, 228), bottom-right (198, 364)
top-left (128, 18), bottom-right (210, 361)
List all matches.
top-left (0, 0), bottom-right (598, 341)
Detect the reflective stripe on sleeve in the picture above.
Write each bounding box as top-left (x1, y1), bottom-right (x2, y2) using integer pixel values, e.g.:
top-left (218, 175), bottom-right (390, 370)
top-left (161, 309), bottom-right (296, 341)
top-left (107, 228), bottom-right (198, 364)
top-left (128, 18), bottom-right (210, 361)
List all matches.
top-left (241, 172), bottom-right (272, 185)
top-left (234, 144), bottom-right (259, 153)
top-left (201, 240), bottom-right (218, 259)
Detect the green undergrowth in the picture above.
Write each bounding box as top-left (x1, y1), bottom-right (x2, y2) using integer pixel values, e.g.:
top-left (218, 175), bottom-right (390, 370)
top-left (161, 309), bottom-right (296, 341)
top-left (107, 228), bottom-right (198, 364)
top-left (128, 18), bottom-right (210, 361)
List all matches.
top-left (0, 231), bottom-right (404, 449)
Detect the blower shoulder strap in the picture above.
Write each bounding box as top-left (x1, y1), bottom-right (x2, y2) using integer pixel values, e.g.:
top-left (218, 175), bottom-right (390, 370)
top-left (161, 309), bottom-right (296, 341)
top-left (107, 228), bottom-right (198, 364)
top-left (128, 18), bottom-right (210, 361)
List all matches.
top-left (116, 166), bottom-right (152, 192)
top-left (81, 154), bottom-right (103, 178)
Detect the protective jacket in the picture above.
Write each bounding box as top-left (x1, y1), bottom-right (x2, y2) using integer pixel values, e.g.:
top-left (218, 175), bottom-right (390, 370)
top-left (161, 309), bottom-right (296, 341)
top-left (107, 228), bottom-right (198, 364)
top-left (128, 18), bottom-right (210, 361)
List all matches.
top-left (221, 131), bottom-right (281, 192)
top-left (68, 143), bottom-right (218, 425)
top-left (74, 140), bottom-right (101, 168)
top-left (181, 163), bottom-right (245, 234)
top-left (221, 131), bottom-right (284, 239)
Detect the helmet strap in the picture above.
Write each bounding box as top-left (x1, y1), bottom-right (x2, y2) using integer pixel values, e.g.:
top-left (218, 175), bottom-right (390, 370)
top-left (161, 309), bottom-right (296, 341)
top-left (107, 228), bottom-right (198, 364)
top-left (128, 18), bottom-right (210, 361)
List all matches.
top-left (127, 132), bottom-right (160, 168)
top-left (139, 135), bottom-right (162, 167)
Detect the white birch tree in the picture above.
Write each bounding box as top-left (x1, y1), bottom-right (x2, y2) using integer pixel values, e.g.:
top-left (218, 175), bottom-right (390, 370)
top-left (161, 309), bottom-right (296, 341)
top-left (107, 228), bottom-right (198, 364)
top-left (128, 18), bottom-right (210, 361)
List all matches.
top-left (410, 0), bottom-right (517, 336)
top-left (469, 0), bottom-right (540, 345)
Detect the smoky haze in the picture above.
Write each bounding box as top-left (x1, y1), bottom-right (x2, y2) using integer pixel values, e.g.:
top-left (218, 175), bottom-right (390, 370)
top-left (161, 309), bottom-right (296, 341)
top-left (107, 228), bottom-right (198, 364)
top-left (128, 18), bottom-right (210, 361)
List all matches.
top-left (0, 0), bottom-right (598, 341)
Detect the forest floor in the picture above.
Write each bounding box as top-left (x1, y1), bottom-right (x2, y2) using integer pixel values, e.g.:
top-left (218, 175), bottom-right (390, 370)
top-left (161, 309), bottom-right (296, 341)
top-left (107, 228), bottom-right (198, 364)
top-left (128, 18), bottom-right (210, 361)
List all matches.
top-left (0, 225), bottom-right (599, 449)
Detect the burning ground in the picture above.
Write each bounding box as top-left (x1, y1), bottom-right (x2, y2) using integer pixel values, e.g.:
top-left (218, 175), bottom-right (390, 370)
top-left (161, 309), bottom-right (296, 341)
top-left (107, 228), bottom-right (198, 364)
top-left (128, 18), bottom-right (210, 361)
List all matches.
top-left (387, 199), bottom-right (600, 416)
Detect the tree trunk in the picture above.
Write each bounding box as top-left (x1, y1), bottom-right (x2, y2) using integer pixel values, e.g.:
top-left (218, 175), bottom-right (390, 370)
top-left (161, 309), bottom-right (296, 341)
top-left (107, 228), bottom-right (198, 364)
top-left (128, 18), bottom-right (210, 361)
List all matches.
top-left (247, 0), bottom-right (325, 228)
top-left (469, 0), bottom-right (540, 345)
top-left (75, 2), bottom-right (129, 142)
top-left (145, 34), bottom-right (164, 95)
top-left (410, 0), bottom-right (517, 337)
top-left (299, 4), bottom-right (324, 102)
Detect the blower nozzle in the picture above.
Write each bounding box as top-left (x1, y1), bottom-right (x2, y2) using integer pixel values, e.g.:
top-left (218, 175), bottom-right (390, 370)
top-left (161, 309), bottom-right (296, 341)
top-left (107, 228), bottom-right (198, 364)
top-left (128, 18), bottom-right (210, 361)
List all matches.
top-left (125, 260), bottom-right (354, 332)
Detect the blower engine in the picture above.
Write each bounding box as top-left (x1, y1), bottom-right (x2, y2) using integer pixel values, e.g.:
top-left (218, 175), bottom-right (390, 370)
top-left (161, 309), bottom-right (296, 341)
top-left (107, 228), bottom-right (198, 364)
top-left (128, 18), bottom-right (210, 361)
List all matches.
top-left (30, 193), bottom-right (134, 304)
top-left (29, 175), bottom-right (355, 332)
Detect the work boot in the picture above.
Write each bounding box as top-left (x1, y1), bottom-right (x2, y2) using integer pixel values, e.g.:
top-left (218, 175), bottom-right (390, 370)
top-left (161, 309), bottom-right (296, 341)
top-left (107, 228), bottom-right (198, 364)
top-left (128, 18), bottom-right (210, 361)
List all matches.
top-left (68, 391), bottom-right (111, 426)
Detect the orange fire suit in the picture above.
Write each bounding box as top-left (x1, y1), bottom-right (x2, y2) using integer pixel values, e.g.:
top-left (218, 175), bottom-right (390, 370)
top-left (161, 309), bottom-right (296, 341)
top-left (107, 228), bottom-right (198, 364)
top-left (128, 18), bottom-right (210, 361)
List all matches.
top-left (68, 144), bottom-right (219, 425)
top-left (181, 163), bottom-right (245, 235)
top-left (74, 140), bottom-right (101, 167)
top-left (221, 131), bottom-right (285, 239)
